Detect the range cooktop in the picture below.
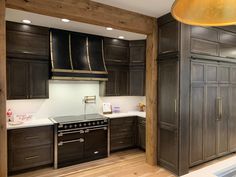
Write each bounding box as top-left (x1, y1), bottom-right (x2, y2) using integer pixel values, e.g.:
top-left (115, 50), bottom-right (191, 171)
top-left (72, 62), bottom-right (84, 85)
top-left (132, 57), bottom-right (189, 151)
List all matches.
top-left (51, 114), bottom-right (107, 124)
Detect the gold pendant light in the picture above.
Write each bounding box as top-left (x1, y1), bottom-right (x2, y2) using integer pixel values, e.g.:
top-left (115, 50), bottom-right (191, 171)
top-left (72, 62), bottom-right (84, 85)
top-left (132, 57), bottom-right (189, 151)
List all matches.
top-left (171, 0), bottom-right (236, 26)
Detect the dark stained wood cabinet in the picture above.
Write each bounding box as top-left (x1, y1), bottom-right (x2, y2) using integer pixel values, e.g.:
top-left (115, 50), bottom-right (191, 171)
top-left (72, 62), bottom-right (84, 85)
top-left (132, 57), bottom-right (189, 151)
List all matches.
top-left (101, 39), bottom-right (146, 96)
top-left (7, 59), bottom-right (49, 100)
top-left (6, 21), bottom-right (49, 60)
top-left (8, 126), bottom-right (53, 173)
top-left (6, 22), bottom-right (50, 100)
top-left (137, 117), bottom-right (146, 150)
top-left (158, 13), bottom-right (236, 176)
top-left (110, 117), bottom-right (136, 152)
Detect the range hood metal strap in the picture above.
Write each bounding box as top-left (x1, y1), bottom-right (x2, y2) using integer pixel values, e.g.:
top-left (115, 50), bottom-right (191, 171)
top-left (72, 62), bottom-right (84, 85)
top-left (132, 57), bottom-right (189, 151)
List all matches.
top-left (69, 33), bottom-right (74, 70)
top-left (86, 37), bottom-right (92, 71)
top-left (50, 31), bottom-right (55, 69)
top-left (102, 39), bottom-right (107, 72)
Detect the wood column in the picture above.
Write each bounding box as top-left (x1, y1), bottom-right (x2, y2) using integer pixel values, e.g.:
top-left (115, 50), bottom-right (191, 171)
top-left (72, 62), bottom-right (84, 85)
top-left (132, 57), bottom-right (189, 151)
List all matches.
top-left (0, 0), bottom-right (7, 176)
top-left (146, 20), bottom-right (158, 165)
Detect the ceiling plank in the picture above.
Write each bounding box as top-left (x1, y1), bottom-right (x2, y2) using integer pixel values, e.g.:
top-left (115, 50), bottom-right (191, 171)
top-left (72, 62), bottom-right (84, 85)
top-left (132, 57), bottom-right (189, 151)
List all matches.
top-left (6, 0), bottom-right (155, 34)
top-left (0, 0), bottom-right (7, 176)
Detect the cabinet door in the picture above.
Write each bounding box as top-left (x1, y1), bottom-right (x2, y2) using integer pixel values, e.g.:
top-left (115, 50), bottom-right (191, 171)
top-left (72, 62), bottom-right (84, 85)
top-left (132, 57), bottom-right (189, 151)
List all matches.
top-left (217, 85), bottom-right (229, 156)
top-left (117, 67), bottom-right (129, 96)
top-left (130, 66), bottom-right (145, 96)
top-left (229, 85), bottom-right (236, 152)
top-left (7, 60), bottom-right (28, 99)
top-left (190, 84), bottom-right (205, 166)
top-left (105, 66), bottom-right (118, 96)
top-left (204, 85), bottom-right (218, 160)
top-left (29, 61), bottom-right (49, 99)
top-left (158, 60), bottom-right (179, 172)
top-left (84, 128), bottom-right (108, 160)
top-left (137, 120), bottom-right (146, 150)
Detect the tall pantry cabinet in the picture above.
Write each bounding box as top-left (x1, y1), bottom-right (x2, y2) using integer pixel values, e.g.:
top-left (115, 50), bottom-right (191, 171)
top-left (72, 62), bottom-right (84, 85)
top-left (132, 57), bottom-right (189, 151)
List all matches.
top-left (158, 14), bottom-right (236, 176)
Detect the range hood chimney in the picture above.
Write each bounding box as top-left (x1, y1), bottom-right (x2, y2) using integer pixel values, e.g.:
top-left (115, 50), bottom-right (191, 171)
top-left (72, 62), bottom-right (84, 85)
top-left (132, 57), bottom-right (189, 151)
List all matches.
top-left (50, 29), bottom-right (108, 81)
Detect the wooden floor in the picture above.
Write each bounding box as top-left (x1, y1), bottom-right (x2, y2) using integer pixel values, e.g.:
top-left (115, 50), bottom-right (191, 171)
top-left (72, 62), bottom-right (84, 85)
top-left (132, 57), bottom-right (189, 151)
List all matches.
top-left (10, 149), bottom-right (176, 177)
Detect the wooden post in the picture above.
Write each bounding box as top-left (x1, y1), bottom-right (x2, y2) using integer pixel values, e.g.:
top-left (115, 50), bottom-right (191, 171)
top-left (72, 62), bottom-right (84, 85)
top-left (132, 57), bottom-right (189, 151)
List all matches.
top-left (146, 20), bottom-right (158, 165)
top-left (0, 0), bottom-right (7, 176)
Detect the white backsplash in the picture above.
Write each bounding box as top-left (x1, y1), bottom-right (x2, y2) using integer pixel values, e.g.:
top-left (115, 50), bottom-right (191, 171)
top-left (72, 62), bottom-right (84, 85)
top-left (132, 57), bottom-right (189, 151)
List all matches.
top-left (7, 80), bottom-right (146, 119)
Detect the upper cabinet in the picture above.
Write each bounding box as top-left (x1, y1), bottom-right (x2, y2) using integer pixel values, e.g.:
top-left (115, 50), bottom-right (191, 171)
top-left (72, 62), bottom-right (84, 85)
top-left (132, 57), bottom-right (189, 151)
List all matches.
top-left (6, 22), bottom-right (50, 100)
top-left (6, 21), bottom-right (49, 60)
top-left (104, 38), bottom-right (129, 64)
top-left (129, 40), bottom-right (146, 64)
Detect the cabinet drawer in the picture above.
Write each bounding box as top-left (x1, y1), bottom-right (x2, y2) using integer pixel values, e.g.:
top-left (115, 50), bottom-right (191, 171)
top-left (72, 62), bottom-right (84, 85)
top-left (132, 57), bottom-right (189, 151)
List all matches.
top-left (8, 126), bottom-right (53, 149)
top-left (9, 145), bottom-right (53, 172)
top-left (191, 38), bottom-right (219, 56)
top-left (111, 137), bottom-right (135, 151)
top-left (110, 117), bottom-right (135, 126)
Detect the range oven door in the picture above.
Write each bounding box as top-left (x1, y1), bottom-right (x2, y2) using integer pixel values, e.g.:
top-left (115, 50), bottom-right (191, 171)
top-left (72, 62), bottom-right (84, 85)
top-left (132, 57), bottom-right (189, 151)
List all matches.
top-left (84, 126), bottom-right (108, 161)
top-left (57, 129), bottom-right (85, 168)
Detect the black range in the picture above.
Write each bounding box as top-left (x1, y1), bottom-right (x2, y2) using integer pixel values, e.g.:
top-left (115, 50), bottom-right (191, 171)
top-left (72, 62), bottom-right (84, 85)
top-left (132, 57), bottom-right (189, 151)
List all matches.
top-left (50, 114), bottom-right (109, 168)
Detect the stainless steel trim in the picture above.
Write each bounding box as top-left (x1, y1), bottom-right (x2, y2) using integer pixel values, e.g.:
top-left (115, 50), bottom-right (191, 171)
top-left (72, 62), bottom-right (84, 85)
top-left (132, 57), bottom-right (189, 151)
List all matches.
top-left (174, 99), bottom-right (177, 113)
top-left (51, 69), bottom-right (108, 74)
top-left (50, 31), bottom-right (54, 69)
top-left (54, 125), bottom-right (58, 169)
top-left (69, 34), bottom-right (74, 70)
top-left (220, 97), bottom-right (223, 120)
top-left (51, 76), bottom-right (108, 81)
top-left (58, 138), bottom-right (84, 146)
top-left (86, 37), bottom-right (92, 71)
top-left (58, 130), bottom-right (84, 136)
top-left (84, 126), bottom-right (107, 133)
top-left (102, 39), bottom-right (107, 72)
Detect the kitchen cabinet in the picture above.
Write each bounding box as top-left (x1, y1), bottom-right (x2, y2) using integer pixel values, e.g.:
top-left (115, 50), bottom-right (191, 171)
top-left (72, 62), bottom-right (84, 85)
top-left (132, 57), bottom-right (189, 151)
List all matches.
top-left (110, 117), bottom-right (136, 152)
top-left (6, 21), bottom-right (49, 60)
top-left (101, 39), bottom-right (146, 96)
top-left (158, 13), bottom-right (236, 176)
top-left (137, 117), bottom-right (146, 150)
top-left (7, 59), bottom-right (49, 100)
top-left (103, 65), bottom-right (129, 96)
top-left (8, 126), bottom-right (53, 174)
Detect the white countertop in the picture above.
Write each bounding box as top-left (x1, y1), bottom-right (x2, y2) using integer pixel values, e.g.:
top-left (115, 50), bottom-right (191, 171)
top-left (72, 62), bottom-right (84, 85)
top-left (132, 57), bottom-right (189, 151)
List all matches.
top-left (104, 111), bottom-right (146, 118)
top-left (7, 118), bottom-right (54, 130)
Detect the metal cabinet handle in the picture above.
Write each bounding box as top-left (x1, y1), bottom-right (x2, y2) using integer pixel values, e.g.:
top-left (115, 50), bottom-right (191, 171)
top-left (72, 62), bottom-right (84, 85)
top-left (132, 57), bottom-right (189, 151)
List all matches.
top-left (25, 155), bottom-right (39, 160)
top-left (174, 99), bottom-right (177, 113)
top-left (58, 130), bottom-right (84, 137)
top-left (58, 138), bottom-right (84, 146)
top-left (219, 98), bottom-right (223, 120)
top-left (216, 97), bottom-right (221, 121)
top-left (84, 126), bottom-right (107, 133)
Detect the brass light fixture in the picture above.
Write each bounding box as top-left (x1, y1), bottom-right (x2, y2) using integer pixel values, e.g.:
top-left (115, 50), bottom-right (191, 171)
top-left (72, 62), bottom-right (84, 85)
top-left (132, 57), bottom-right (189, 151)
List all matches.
top-left (171, 0), bottom-right (236, 26)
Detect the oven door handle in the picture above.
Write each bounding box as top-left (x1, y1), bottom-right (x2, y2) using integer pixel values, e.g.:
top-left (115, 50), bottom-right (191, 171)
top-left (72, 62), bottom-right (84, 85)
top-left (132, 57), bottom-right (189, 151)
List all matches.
top-left (58, 130), bottom-right (84, 137)
top-left (84, 126), bottom-right (107, 133)
top-left (58, 138), bottom-right (84, 146)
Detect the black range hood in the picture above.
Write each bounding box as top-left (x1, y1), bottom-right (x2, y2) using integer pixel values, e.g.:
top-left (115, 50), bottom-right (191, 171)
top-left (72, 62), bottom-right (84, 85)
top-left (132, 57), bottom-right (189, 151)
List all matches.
top-left (50, 29), bottom-right (108, 81)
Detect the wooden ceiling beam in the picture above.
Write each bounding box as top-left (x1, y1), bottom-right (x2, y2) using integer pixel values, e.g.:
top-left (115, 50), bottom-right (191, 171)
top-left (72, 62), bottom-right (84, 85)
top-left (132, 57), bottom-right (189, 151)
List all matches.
top-left (6, 0), bottom-right (155, 34)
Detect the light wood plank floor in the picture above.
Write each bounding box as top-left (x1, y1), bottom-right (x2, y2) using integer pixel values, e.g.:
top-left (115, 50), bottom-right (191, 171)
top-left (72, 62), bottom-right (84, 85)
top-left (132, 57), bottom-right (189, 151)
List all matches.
top-left (10, 149), bottom-right (176, 177)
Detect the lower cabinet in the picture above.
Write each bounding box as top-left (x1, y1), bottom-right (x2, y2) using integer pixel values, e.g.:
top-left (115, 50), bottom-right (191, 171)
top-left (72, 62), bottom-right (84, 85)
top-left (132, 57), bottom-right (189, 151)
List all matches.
top-left (110, 117), bottom-right (136, 152)
top-left (110, 116), bottom-right (146, 152)
top-left (8, 126), bottom-right (53, 174)
top-left (137, 117), bottom-right (146, 150)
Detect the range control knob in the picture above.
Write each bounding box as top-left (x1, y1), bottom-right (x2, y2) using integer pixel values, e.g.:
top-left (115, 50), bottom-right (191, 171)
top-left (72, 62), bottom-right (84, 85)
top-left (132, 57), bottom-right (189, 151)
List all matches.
top-left (83, 123), bottom-right (87, 126)
top-left (64, 125), bottom-right (68, 129)
top-left (88, 122), bottom-right (91, 126)
top-left (79, 123), bottom-right (82, 127)
top-left (74, 124), bottom-right (77, 128)
top-left (69, 125), bottom-right (73, 128)
top-left (92, 122), bottom-right (95, 125)
top-left (97, 121), bottom-right (100, 125)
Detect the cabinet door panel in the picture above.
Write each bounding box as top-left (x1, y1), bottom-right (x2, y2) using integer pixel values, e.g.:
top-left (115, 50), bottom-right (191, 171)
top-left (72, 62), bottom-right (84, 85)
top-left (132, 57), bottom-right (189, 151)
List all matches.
top-left (220, 43), bottom-right (236, 59)
top-left (190, 85), bottom-right (205, 166)
top-left (118, 68), bottom-right (129, 96)
top-left (191, 26), bottom-right (218, 42)
top-left (230, 67), bottom-right (236, 84)
top-left (105, 66), bottom-right (117, 96)
top-left (229, 85), bottom-right (236, 151)
top-left (191, 38), bottom-right (219, 56)
top-left (217, 85), bottom-right (229, 155)
top-left (191, 62), bottom-right (205, 83)
top-left (204, 85), bottom-right (218, 160)
top-left (218, 66), bottom-right (230, 84)
top-left (7, 60), bottom-right (28, 99)
top-left (29, 61), bottom-right (49, 99)
top-left (130, 66), bottom-right (145, 96)
top-left (159, 61), bottom-right (178, 125)
top-left (206, 64), bottom-right (218, 84)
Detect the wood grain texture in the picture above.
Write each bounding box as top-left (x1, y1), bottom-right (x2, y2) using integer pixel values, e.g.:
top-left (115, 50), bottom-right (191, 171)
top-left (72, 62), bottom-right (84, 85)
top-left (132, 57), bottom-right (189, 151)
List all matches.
top-left (146, 20), bottom-right (158, 165)
top-left (10, 149), bottom-right (175, 177)
top-left (6, 0), bottom-right (154, 34)
top-left (0, 0), bottom-right (7, 176)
